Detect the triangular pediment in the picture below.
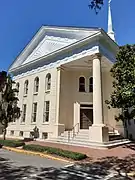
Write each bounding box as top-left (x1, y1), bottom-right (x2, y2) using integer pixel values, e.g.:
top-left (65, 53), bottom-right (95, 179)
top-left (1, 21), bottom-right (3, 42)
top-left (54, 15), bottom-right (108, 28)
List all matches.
top-left (22, 35), bottom-right (77, 65)
top-left (9, 26), bottom-right (100, 71)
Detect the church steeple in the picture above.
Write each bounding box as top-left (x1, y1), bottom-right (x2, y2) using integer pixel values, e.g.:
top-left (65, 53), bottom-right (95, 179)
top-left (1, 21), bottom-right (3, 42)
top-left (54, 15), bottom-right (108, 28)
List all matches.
top-left (107, 0), bottom-right (115, 41)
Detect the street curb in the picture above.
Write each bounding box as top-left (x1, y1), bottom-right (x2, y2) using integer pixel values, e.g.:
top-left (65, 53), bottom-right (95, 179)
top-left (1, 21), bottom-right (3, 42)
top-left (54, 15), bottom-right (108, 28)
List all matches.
top-left (3, 146), bottom-right (72, 163)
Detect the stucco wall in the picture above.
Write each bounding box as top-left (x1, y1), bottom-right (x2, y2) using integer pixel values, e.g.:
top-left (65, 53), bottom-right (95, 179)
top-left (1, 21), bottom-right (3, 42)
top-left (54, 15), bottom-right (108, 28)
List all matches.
top-left (102, 70), bottom-right (124, 133)
top-left (7, 67), bottom-right (58, 139)
top-left (59, 69), bottom-right (93, 130)
top-left (59, 68), bottom-right (120, 131)
top-left (7, 65), bottom-right (122, 139)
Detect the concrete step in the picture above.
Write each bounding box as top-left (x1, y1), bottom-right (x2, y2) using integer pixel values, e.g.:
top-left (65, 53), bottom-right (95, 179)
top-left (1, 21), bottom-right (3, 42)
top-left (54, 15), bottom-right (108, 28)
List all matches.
top-left (49, 137), bottom-right (130, 149)
top-left (109, 134), bottom-right (124, 141)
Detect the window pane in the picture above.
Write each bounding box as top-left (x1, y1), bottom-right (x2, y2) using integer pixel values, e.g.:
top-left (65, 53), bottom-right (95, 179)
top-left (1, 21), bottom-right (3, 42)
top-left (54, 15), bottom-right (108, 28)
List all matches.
top-left (32, 103), bottom-right (37, 122)
top-left (24, 80), bottom-right (28, 95)
top-left (89, 85), bottom-right (93, 92)
top-left (79, 85), bottom-right (85, 92)
top-left (79, 77), bottom-right (85, 83)
top-left (46, 101), bottom-right (49, 111)
top-left (46, 74), bottom-right (51, 90)
top-left (89, 77), bottom-right (93, 92)
top-left (22, 104), bottom-right (26, 122)
top-left (34, 77), bottom-right (39, 93)
top-left (79, 77), bottom-right (85, 92)
top-left (43, 101), bottom-right (50, 122)
top-left (34, 103), bottom-right (37, 112)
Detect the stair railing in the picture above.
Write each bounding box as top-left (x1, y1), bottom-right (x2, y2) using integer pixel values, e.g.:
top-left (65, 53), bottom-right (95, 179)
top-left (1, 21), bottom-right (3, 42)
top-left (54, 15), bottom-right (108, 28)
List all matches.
top-left (67, 123), bottom-right (80, 142)
top-left (106, 124), bottom-right (119, 134)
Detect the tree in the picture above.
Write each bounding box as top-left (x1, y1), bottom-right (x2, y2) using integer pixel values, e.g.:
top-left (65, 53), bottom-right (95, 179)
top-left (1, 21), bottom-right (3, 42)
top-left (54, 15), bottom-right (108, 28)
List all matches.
top-left (89, 0), bottom-right (104, 14)
top-left (0, 71), bottom-right (20, 140)
top-left (106, 45), bottom-right (135, 128)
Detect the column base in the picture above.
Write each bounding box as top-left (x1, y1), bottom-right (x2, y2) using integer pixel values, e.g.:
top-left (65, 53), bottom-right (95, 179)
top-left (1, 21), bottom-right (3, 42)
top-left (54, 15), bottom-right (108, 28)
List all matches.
top-left (89, 124), bottom-right (109, 143)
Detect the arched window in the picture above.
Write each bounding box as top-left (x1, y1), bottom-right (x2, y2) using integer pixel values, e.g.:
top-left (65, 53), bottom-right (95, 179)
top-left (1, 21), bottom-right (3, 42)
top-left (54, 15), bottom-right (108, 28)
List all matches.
top-left (89, 77), bottom-right (93, 92)
top-left (79, 77), bottom-right (85, 92)
top-left (46, 73), bottom-right (51, 91)
top-left (16, 82), bottom-right (19, 96)
top-left (34, 77), bottom-right (39, 93)
top-left (24, 80), bottom-right (28, 95)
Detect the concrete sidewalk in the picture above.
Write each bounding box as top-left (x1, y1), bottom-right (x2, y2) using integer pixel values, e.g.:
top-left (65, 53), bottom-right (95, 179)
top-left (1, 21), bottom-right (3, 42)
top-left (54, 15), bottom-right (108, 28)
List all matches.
top-left (26, 141), bottom-right (135, 160)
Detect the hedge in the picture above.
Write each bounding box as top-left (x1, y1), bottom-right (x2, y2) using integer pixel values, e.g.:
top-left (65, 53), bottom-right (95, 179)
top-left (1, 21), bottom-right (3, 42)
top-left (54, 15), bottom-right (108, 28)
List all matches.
top-left (23, 144), bottom-right (87, 160)
top-left (0, 139), bottom-right (25, 147)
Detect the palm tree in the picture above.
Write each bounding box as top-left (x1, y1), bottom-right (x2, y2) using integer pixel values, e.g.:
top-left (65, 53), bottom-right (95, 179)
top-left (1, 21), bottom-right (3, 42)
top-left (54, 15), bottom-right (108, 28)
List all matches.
top-left (0, 71), bottom-right (20, 140)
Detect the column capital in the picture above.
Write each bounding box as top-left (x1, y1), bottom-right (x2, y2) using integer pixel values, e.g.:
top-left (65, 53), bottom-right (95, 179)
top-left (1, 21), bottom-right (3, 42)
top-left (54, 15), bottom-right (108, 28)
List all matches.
top-left (91, 53), bottom-right (102, 60)
top-left (57, 66), bottom-right (65, 71)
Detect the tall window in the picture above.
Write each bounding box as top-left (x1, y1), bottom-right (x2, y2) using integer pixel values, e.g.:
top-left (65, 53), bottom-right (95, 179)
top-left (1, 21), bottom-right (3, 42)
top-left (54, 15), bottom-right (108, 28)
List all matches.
top-left (24, 80), bottom-right (28, 95)
top-left (34, 77), bottom-right (39, 93)
top-left (89, 77), bottom-right (93, 92)
top-left (16, 82), bottom-right (19, 96)
top-left (32, 102), bottom-right (37, 123)
top-left (45, 73), bottom-right (51, 91)
top-left (43, 101), bottom-right (50, 122)
top-left (79, 77), bottom-right (85, 92)
top-left (21, 104), bottom-right (27, 123)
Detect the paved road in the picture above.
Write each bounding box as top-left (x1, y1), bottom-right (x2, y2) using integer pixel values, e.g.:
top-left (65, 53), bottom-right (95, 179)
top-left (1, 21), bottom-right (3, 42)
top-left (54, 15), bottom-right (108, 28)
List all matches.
top-left (0, 149), bottom-right (133, 180)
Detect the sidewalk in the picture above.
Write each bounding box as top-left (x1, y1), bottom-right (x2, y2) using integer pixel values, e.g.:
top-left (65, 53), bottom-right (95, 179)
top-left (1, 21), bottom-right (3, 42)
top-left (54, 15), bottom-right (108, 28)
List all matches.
top-left (26, 141), bottom-right (135, 160)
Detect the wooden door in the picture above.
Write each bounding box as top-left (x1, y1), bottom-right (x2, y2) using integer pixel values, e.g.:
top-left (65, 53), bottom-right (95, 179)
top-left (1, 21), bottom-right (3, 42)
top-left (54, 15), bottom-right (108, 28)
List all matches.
top-left (80, 109), bottom-right (93, 129)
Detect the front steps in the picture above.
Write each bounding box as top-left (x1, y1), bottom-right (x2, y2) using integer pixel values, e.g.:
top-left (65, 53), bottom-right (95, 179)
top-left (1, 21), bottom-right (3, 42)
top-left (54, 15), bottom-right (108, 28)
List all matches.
top-left (50, 129), bottom-right (130, 149)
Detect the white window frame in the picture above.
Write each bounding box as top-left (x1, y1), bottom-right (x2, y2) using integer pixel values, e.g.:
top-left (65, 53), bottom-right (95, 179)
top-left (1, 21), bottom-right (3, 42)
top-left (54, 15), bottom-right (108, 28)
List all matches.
top-left (21, 104), bottom-right (27, 123)
top-left (45, 73), bottom-right (51, 91)
top-left (24, 80), bottom-right (28, 95)
top-left (79, 76), bottom-right (86, 92)
top-left (43, 101), bottom-right (50, 123)
top-left (32, 102), bottom-right (37, 123)
top-left (89, 77), bottom-right (93, 93)
top-left (34, 77), bottom-right (39, 94)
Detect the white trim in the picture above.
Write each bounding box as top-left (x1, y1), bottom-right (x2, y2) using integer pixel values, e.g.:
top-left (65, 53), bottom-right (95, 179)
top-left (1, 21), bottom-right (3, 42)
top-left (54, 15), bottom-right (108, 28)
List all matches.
top-left (88, 76), bottom-right (93, 93)
top-left (78, 75), bottom-right (86, 92)
top-left (80, 102), bottom-right (93, 105)
top-left (13, 46), bottom-right (99, 80)
top-left (9, 31), bottom-right (101, 72)
top-left (80, 107), bottom-right (93, 109)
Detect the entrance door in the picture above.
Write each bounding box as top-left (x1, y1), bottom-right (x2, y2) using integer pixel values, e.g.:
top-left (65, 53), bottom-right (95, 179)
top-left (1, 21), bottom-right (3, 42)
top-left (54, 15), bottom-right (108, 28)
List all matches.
top-left (80, 109), bottom-right (93, 129)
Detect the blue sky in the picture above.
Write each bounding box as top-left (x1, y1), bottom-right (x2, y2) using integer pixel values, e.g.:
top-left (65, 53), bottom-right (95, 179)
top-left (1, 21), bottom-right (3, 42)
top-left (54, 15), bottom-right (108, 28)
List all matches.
top-left (0, 0), bottom-right (134, 71)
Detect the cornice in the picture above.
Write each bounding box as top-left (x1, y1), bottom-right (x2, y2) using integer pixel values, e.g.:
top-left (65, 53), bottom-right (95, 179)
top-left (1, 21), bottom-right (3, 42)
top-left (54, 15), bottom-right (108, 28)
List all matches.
top-left (13, 46), bottom-right (99, 80)
top-left (9, 31), bottom-right (101, 73)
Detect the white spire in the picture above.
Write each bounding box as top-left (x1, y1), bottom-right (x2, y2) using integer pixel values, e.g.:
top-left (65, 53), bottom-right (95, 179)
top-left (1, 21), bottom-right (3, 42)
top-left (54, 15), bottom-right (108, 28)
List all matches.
top-left (107, 0), bottom-right (115, 41)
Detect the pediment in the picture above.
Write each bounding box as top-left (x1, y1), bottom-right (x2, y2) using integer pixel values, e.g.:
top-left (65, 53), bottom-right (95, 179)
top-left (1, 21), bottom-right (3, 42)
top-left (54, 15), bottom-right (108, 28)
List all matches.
top-left (9, 26), bottom-right (100, 72)
top-left (22, 35), bottom-right (77, 65)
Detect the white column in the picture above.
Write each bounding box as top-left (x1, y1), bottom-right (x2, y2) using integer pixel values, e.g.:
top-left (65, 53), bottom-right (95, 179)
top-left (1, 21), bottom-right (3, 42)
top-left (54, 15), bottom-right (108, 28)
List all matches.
top-left (54, 66), bottom-right (65, 138)
top-left (92, 53), bottom-right (104, 125)
top-left (55, 67), bottom-right (61, 124)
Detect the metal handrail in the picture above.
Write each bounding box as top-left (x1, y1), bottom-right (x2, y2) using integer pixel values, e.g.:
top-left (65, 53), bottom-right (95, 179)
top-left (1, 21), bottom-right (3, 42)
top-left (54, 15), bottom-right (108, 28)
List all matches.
top-left (72, 123), bottom-right (80, 138)
top-left (67, 123), bottom-right (80, 142)
top-left (106, 124), bottom-right (117, 133)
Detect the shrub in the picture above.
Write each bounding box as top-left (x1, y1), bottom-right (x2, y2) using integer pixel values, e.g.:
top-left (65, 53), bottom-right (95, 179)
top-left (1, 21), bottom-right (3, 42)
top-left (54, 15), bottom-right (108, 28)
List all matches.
top-left (0, 139), bottom-right (25, 147)
top-left (23, 144), bottom-right (87, 160)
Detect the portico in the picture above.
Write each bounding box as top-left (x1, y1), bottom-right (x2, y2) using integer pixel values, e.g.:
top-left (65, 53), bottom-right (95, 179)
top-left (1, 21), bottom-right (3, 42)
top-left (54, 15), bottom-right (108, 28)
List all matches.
top-left (54, 52), bottom-right (113, 143)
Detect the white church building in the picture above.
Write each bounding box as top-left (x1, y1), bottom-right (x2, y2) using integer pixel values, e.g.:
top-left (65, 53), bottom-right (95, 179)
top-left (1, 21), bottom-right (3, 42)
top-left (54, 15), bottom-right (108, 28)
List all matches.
top-left (7, 1), bottom-right (131, 148)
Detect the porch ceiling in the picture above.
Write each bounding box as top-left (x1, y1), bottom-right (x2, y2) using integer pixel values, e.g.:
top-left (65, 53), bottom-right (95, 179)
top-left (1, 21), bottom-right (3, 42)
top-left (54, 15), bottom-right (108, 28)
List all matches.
top-left (62, 55), bottom-right (113, 71)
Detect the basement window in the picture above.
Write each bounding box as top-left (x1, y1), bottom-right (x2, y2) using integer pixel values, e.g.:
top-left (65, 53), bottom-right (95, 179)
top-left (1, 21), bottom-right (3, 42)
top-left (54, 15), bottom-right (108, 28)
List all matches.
top-left (19, 131), bottom-right (23, 137)
top-left (10, 131), bottom-right (14, 136)
top-left (42, 132), bottom-right (48, 140)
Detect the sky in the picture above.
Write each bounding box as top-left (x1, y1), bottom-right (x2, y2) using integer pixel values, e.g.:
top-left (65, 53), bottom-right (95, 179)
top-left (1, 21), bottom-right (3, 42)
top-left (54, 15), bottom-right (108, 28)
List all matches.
top-left (0, 0), bottom-right (135, 71)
